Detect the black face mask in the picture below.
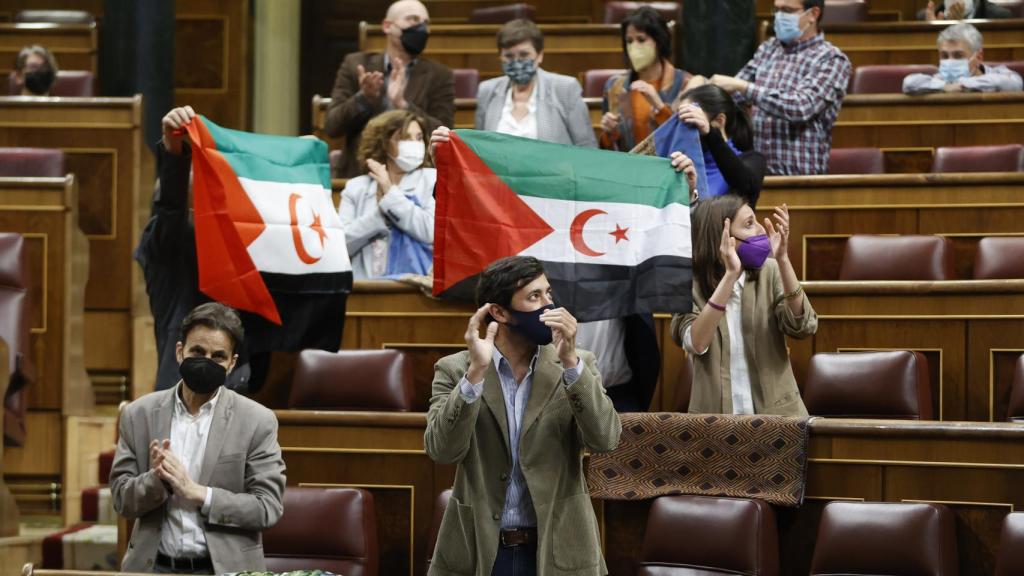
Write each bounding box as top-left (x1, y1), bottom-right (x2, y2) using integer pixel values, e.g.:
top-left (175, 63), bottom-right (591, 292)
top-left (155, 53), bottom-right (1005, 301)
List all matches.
top-left (23, 67), bottom-right (55, 95)
top-left (507, 304), bottom-right (555, 346)
top-left (400, 23), bottom-right (429, 56)
top-left (180, 357), bottom-right (227, 395)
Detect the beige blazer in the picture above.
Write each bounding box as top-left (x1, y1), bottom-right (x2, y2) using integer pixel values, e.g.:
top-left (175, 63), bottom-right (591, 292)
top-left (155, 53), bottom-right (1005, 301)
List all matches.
top-left (671, 259), bottom-right (817, 416)
top-left (424, 346), bottom-right (621, 576)
top-left (110, 387), bottom-right (286, 574)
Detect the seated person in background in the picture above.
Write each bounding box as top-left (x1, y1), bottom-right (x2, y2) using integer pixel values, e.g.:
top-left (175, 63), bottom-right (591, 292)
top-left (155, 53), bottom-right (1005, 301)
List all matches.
top-left (324, 0), bottom-right (454, 178)
top-left (110, 303), bottom-right (286, 575)
top-left (921, 0), bottom-right (1012, 20)
top-left (13, 44), bottom-right (58, 96)
top-left (340, 109), bottom-right (435, 280)
top-left (903, 23), bottom-right (1023, 94)
top-left (672, 195), bottom-right (817, 416)
top-left (476, 19), bottom-right (597, 147)
top-left (676, 84), bottom-right (766, 208)
top-left (706, 0), bottom-right (851, 175)
top-left (600, 6), bottom-right (693, 151)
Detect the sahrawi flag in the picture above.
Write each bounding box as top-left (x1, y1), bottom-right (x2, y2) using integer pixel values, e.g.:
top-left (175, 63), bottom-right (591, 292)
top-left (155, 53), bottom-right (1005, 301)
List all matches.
top-left (184, 115), bottom-right (352, 325)
top-left (434, 129), bottom-right (691, 321)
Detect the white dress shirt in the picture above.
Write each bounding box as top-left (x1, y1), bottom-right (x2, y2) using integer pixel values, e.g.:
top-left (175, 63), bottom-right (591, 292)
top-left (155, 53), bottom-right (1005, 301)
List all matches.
top-left (683, 275), bottom-right (755, 415)
top-left (158, 385), bottom-right (218, 559)
top-left (495, 83), bottom-right (539, 140)
top-left (576, 319), bottom-right (633, 388)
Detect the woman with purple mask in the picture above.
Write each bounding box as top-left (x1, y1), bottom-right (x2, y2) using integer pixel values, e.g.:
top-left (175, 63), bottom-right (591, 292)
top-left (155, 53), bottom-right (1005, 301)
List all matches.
top-left (671, 194), bottom-right (817, 416)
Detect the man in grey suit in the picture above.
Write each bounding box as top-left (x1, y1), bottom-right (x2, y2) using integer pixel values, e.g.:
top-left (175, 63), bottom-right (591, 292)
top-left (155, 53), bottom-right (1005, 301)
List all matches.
top-left (111, 303), bottom-right (286, 574)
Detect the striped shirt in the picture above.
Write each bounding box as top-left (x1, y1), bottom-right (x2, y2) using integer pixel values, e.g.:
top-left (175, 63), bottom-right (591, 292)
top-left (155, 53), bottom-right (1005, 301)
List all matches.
top-left (735, 33), bottom-right (851, 176)
top-left (459, 346), bottom-right (582, 528)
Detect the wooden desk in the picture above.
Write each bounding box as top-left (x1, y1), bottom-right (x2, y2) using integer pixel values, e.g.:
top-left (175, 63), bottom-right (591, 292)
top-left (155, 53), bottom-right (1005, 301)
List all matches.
top-left (0, 96), bottom-right (151, 403)
top-left (274, 412), bottom-right (1024, 576)
top-left (423, 0), bottom-right (600, 23)
top-left (0, 22), bottom-right (97, 77)
top-left (758, 0), bottom-right (920, 20)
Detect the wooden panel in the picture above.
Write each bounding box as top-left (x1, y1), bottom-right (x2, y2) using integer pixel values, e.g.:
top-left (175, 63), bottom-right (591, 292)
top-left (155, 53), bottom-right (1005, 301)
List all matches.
top-left (756, 0), bottom-right (916, 20)
top-left (3, 411), bottom-right (61, 475)
top-left (0, 23), bottom-right (97, 76)
top-left (424, 0), bottom-right (598, 22)
top-left (62, 415), bottom-right (115, 526)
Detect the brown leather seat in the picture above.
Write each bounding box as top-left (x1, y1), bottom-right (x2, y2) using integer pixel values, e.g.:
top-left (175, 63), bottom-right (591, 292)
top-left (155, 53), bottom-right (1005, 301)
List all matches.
top-left (7, 70), bottom-right (97, 97)
top-left (989, 0), bottom-right (1024, 17)
top-left (0, 147), bottom-right (65, 177)
top-left (989, 60), bottom-right (1024, 78)
top-left (0, 234), bottom-right (33, 446)
top-left (639, 495), bottom-right (778, 575)
top-left (1007, 355), bottom-right (1024, 423)
top-left (996, 512), bottom-right (1024, 575)
top-left (851, 64), bottom-right (938, 94)
top-left (288, 349), bottom-right (414, 411)
top-left (425, 489), bottom-right (452, 568)
top-left (583, 68), bottom-right (627, 98)
top-left (828, 147), bottom-right (884, 174)
top-left (469, 3), bottom-right (536, 23)
top-left (803, 351), bottom-right (933, 420)
top-left (932, 144), bottom-right (1024, 173)
top-left (839, 235), bottom-right (954, 281)
top-left (263, 486), bottom-right (378, 576)
top-left (810, 501), bottom-right (959, 575)
top-left (973, 237), bottom-right (1024, 279)
top-left (14, 10), bottom-right (96, 24)
top-left (604, 1), bottom-right (682, 23)
top-left (821, 0), bottom-right (869, 24)
top-left (453, 68), bottom-right (480, 99)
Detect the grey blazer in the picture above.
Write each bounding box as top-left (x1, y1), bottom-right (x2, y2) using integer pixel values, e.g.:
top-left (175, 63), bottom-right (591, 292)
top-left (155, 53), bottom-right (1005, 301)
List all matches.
top-left (476, 68), bottom-right (598, 148)
top-left (111, 386), bottom-right (286, 574)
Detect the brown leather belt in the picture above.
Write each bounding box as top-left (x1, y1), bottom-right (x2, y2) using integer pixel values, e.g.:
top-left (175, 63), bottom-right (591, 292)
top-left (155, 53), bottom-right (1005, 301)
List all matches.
top-left (500, 527), bottom-right (537, 547)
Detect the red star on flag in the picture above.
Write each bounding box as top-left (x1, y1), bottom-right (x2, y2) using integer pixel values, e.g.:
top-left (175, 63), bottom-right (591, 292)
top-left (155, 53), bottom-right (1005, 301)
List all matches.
top-left (610, 223), bottom-right (630, 244)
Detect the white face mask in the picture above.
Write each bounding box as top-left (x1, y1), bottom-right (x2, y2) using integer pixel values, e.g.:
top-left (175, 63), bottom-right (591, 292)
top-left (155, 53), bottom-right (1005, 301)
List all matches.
top-left (392, 139), bottom-right (425, 172)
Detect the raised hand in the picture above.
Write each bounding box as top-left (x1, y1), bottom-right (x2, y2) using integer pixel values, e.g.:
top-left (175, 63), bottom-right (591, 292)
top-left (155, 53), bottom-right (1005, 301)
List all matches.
top-left (465, 304), bottom-right (498, 384)
top-left (720, 218), bottom-right (742, 275)
top-left (429, 126), bottom-right (451, 159)
top-left (149, 439), bottom-right (170, 470)
top-left (763, 204), bottom-right (791, 261)
top-left (366, 158), bottom-right (393, 202)
top-left (669, 152), bottom-right (698, 199)
top-left (630, 80), bottom-right (664, 110)
top-left (600, 112), bottom-right (621, 135)
top-left (540, 307), bottom-right (578, 369)
top-left (155, 449), bottom-right (205, 506)
top-left (677, 102), bottom-right (710, 135)
top-left (387, 59), bottom-right (408, 109)
top-left (357, 64), bottom-right (385, 103)
top-left (161, 106), bottom-right (195, 155)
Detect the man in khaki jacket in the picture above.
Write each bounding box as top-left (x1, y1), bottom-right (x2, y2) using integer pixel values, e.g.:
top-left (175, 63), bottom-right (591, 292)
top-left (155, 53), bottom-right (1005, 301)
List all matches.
top-left (425, 256), bottom-right (622, 576)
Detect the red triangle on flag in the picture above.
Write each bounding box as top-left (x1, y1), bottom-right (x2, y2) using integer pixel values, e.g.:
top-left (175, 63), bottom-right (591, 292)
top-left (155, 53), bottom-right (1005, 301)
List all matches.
top-left (433, 132), bottom-right (554, 296)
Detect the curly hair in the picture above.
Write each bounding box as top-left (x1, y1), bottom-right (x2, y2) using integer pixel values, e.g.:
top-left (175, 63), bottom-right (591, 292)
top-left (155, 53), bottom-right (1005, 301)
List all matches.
top-left (356, 109), bottom-right (433, 170)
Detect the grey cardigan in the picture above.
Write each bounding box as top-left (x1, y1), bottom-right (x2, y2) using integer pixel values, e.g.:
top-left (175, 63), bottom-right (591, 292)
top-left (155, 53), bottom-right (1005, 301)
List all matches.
top-left (475, 68), bottom-right (598, 148)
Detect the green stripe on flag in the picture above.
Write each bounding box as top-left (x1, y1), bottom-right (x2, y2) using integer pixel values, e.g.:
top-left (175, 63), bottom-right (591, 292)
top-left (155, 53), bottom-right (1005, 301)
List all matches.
top-left (455, 129), bottom-right (688, 209)
top-left (201, 115), bottom-right (331, 188)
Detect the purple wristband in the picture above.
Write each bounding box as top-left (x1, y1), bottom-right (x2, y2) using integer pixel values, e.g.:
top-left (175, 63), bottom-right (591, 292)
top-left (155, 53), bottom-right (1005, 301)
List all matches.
top-left (707, 300), bottom-right (726, 312)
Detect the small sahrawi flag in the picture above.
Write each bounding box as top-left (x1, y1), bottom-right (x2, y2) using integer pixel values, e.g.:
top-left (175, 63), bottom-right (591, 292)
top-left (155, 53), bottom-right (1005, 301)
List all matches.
top-left (184, 115), bottom-right (352, 324)
top-left (434, 129), bottom-right (691, 321)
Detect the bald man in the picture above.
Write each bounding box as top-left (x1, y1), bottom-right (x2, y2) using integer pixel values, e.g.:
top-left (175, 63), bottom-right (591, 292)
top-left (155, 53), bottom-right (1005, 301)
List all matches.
top-left (325, 0), bottom-right (455, 178)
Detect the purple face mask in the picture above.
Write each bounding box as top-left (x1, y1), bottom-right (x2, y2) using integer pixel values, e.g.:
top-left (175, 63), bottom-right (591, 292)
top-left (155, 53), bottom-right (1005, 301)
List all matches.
top-left (735, 234), bottom-right (771, 270)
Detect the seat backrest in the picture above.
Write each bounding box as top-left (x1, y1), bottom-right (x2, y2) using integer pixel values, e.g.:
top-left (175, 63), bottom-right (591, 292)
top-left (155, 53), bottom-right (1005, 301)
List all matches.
top-left (7, 70), bottom-right (96, 97)
top-left (288, 349), bottom-right (414, 411)
top-left (0, 147), bottom-right (65, 177)
top-left (639, 495), bottom-right (779, 576)
top-left (453, 68), bottom-right (480, 99)
top-left (583, 68), bottom-right (627, 98)
top-left (839, 235), bottom-right (954, 281)
top-left (973, 237), bottom-right (1024, 280)
top-left (1007, 355), bottom-right (1024, 423)
top-left (810, 501), bottom-right (959, 576)
top-left (0, 234), bottom-right (31, 380)
top-left (263, 486), bottom-right (378, 576)
top-left (469, 3), bottom-right (536, 23)
top-left (802, 351), bottom-right (933, 420)
top-left (996, 512), bottom-right (1024, 575)
top-left (821, 0), bottom-right (869, 24)
top-left (932, 144), bottom-right (1024, 174)
top-left (989, 0), bottom-right (1024, 17)
top-left (828, 147), bottom-right (884, 175)
top-left (604, 1), bottom-right (681, 23)
top-left (851, 64), bottom-right (938, 94)
top-left (989, 60), bottom-right (1024, 79)
top-left (426, 489), bottom-right (452, 567)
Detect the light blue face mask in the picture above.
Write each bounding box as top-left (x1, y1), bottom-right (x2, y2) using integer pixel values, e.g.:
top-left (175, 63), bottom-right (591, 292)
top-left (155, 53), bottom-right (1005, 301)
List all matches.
top-left (773, 10), bottom-right (806, 44)
top-left (939, 58), bottom-right (971, 83)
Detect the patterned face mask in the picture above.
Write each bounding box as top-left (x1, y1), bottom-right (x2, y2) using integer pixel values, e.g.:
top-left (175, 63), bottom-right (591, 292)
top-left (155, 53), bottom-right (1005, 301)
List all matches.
top-left (503, 58), bottom-right (538, 86)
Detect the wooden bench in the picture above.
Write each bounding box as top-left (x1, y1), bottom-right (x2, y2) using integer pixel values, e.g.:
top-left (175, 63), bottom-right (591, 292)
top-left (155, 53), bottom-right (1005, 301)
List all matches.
top-left (0, 22), bottom-right (97, 77)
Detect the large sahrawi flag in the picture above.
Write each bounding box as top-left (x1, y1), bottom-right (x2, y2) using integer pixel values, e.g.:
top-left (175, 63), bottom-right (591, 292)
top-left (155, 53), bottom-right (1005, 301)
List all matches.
top-left (434, 130), bottom-right (691, 321)
top-left (184, 115), bottom-right (352, 327)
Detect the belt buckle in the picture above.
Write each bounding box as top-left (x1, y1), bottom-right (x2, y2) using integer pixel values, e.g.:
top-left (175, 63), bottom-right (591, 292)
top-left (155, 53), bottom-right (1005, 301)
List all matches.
top-left (500, 529), bottom-right (517, 547)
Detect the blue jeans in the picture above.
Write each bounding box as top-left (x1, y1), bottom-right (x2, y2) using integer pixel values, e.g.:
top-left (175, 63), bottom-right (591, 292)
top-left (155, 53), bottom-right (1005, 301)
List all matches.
top-left (491, 538), bottom-right (537, 576)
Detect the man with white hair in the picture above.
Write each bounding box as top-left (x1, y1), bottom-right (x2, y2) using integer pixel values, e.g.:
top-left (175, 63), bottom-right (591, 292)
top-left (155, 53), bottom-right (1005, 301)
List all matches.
top-left (325, 0), bottom-right (454, 178)
top-left (903, 23), bottom-right (1023, 94)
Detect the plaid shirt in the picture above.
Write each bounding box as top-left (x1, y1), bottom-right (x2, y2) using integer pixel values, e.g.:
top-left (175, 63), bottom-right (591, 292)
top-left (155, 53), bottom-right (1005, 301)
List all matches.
top-left (736, 33), bottom-right (851, 175)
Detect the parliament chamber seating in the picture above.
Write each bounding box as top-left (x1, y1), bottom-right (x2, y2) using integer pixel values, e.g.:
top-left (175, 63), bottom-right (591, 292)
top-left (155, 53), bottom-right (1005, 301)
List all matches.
top-left (0, 234), bottom-right (33, 446)
top-left (839, 235), bottom-right (954, 281)
top-left (996, 513), bottom-right (1024, 576)
top-left (6, 70), bottom-right (96, 97)
top-left (603, 1), bottom-right (681, 23)
top-left (820, 0), bottom-right (869, 24)
top-left (809, 502), bottom-right (959, 576)
top-left (989, 0), bottom-right (1024, 17)
top-left (990, 60), bottom-right (1024, 79)
top-left (453, 68), bottom-right (480, 99)
top-left (973, 237), bottom-right (1024, 279)
top-left (425, 489), bottom-right (452, 568)
top-left (802, 351), bottom-right (933, 420)
top-left (263, 486), bottom-right (379, 576)
top-left (0, 147), bottom-right (64, 177)
top-left (13, 10), bottom-right (95, 24)
top-left (1006, 355), bottom-right (1024, 423)
top-left (288, 349), bottom-right (414, 411)
top-left (638, 495), bottom-right (778, 576)
top-left (468, 3), bottom-right (536, 23)
top-left (932, 144), bottom-right (1024, 174)
top-left (827, 147), bottom-right (884, 174)
top-left (850, 64), bottom-right (937, 94)
top-left (583, 68), bottom-right (626, 98)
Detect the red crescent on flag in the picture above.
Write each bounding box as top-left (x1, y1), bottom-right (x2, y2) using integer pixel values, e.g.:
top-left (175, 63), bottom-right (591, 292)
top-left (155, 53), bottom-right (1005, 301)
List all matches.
top-left (570, 209), bottom-right (607, 257)
top-left (288, 192), bottom-right (322, 265)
